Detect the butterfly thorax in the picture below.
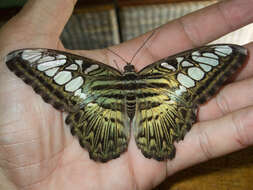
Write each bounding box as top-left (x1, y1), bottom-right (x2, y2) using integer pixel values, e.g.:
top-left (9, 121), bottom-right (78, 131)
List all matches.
top-left (123, 63), bottom-right (137, 78)
top-left (123, 64), bottom-right (138, 120)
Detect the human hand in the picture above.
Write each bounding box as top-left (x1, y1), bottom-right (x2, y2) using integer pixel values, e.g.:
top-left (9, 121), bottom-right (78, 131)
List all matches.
top-left (1, 0), bottom-right (253, 189)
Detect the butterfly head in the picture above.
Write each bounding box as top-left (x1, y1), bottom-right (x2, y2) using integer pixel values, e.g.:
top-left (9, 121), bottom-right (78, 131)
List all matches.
top-left (123, 63), bottom-right (137, 79)
top-left (123, 63), bottom-right (135, 73)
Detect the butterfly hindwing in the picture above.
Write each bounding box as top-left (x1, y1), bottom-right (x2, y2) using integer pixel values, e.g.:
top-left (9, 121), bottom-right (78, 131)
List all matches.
top-left (134, 44), bottom-right (247, 160)
top-left (66, 97), bottom-right (130, 162)
top-left (133, 88), bottom-right (196, 160)
top-left (6, 48), bottom-right (130, 162)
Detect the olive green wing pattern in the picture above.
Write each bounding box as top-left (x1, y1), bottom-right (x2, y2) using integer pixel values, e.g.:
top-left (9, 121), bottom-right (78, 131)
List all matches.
top-left (134, 44), bottom-right (247, 160)
top-left (5, 44), bottom-right (247, 162)
top-left (65, 93), bottom-right (130, 162)
top-left (134, 89), bottom-right (196, 160)
top-left (6, 49), bottom-right (130, 162)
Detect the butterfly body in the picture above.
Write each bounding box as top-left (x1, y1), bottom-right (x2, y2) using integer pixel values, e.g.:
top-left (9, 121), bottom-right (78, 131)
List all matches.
top-left (6, 44), bottom-right (247, 162)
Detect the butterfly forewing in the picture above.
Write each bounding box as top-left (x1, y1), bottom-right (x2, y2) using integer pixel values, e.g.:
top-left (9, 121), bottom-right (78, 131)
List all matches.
top-left (134, 44), bottom-right (247, 160)
top-left (6, 48), bottom-right (130, 162)
top-left (139, 44), bottom-right (247, 106)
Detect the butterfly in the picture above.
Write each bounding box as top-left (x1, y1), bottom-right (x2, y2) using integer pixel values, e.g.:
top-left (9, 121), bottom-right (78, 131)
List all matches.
top-left (5, 44), bottom-right (247, 162)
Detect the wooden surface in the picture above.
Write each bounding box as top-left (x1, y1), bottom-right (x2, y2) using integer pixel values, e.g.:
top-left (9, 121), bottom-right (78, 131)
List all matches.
top-left (156, 147), bottom-right (253, 190)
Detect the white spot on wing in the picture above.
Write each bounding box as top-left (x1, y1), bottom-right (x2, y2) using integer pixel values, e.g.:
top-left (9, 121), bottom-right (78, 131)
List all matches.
top-left (176, 57), bottom-right (184, 63)
top-left (175, 85), bottom-right (187, 96)
top-left (188, 67), bottom-right (205, 81)
top-left (177, 73), bottom-right (195, 88)
top-left (66, 64), bottom-right (78, 70)
top-left (85, 64), bottom-right (99, 74)
top-left (214, 45), bottom-right (233, 56)
top-left (192, 55), bottom-right (219, 66)
top-left (22, 50), bottom-right (42, 62)
top-left (37, 59), bottom-right (66, 71)
top-left (57, 54), bottom-right (67, 59)
top-left (45, 67), bottom-right (59, 77)
top-left (53, 71), bottom-right (72, 85)
top-left (75, 60), bottom-right (83, 68)
top-left (38, 56), bottom-right (55, 63)
top-left (200, 64), bottom-right (212, 72)
top-left (192, 51), bottom-right (201, 56)
top-left (203, 52), bottom-right (219, 59)
top-left (161, 62), bottom-right (176, 71)
top-left (74, 89), bottom-right (87, 99)
top-left (65, 77), bottom-right (84, 92)
top-left (181, 61), bottom-right (193, 67)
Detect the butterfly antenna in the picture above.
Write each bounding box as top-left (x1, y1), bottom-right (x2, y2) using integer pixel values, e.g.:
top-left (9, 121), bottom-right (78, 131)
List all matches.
top-left (113, 59), bottom-right (121, 71)
top-left (129, 30), bottom-right (156, 64)
top-left (107, 48), bottom-right (129, 64)
top-left (107, 30), bottom-right (156, 65)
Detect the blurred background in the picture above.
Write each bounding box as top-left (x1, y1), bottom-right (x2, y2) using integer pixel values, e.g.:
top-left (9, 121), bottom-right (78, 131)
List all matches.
top-left (1, 0), bottom-right (253, 189)
top-left (1, 0), bottom-right (253, 49)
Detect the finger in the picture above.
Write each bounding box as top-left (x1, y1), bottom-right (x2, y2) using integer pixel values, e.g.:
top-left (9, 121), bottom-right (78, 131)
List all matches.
top-left (151, 0), bottom-right (253, 57)
top-left (233, 43), bottom-right (253, 81)
top-left (166, 106), bottom-right (253, 176)
top-left (13, 0), bottom-right (77, 37)
top-left (108, 0), bottom-right (253, 70)
top-left (197, 42), bottom-right (253, 121)
top-left (198, 74), bottom-right (253, 121)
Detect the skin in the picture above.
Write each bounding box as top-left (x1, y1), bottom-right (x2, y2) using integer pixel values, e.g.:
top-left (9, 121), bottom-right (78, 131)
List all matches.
top-left (0, 0), bottom-right (253, 189)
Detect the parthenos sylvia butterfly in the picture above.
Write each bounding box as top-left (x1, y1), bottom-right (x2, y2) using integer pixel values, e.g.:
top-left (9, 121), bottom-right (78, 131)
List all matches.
top-left (5, 42), bottom-right (247, 162)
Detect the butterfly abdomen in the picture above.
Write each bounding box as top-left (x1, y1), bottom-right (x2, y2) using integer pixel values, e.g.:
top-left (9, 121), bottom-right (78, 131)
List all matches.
top-left (126, 94), bottom-right (136, 120)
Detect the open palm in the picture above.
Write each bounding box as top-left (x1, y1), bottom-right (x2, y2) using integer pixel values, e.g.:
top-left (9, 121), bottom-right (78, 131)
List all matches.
top-left (1, 0), bottom-right (253, 189)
